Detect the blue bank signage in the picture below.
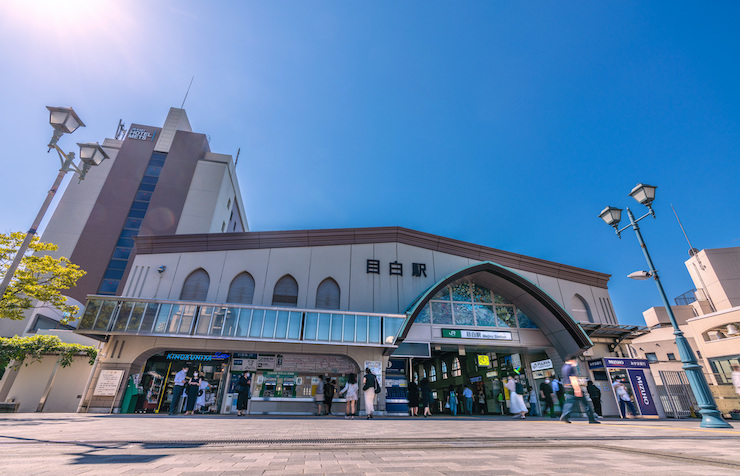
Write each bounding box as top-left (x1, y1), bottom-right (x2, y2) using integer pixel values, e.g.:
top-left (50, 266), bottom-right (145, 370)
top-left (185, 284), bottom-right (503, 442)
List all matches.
top-left (589, 358), bottom-right (650, 370)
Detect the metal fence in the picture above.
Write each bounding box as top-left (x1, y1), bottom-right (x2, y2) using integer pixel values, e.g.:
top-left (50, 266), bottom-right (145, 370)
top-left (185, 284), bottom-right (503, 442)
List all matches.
top-left (657, 370), bottom-right (697, 418)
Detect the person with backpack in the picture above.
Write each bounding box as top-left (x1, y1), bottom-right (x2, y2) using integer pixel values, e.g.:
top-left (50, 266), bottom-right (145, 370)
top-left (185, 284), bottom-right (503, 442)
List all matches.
top-left (362, 368), bottom-right (380, 419)
top-left (324, 377), bottom-right (336, 416)
top-left (506, 375), bottom-right (528, 419)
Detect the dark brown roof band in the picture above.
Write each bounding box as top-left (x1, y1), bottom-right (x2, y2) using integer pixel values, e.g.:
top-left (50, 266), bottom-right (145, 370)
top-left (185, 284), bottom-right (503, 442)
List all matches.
top-left (134, 226), bottom-right (611, 289)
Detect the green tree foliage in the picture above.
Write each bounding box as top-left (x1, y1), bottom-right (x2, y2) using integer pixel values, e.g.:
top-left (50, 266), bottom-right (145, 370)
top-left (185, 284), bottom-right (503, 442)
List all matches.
top-left (0, 232), bottom-right (86, 321)
top-left (0, 334), bottom-right (97, 373)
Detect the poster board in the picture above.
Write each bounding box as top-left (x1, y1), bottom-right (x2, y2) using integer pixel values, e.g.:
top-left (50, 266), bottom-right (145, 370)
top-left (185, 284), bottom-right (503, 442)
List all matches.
top-left (94, 370), bottom-right (125, 397)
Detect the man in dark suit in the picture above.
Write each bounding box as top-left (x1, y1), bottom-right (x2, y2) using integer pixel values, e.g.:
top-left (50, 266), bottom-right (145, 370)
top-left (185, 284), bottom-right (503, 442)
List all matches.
top-left (539, 378), bottom-right (555, 418)
top-left (587, 380), bottom-right (602, 417)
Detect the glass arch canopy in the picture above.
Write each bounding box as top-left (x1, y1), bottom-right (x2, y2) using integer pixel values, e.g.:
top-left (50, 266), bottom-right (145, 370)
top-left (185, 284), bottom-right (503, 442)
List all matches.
top-left (415, 280), bottom-right (538, 329)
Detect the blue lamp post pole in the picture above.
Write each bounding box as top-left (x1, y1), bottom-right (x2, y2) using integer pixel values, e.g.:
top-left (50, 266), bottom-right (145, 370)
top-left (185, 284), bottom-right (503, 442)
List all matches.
top-left (599, 184), bottom-right (731, 429)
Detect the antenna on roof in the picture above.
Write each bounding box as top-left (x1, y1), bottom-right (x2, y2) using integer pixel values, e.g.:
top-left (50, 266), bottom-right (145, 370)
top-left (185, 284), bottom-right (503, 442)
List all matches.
top-left (235, 148), bottom-right (241, 167)
top-left (181, 76), bottom-right (194, 109)
top-left (115, 120), bottom-right (126, 140)
top-left (671, 204), bottom-right (702, 262)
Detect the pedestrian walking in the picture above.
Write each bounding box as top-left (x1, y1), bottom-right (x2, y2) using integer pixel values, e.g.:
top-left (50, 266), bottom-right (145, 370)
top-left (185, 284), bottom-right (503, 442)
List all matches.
top-left (506, 376), bottom-right (528, 419)
top-left (731, 365), bottom-right (740, 399)
top-left (551, 377), bottom-right (565, 411)
top-left (539, 377), bottom-right (555, 418)
top-left (407, 380), bottom-right (419, 417)
top-left (324, 377), bottom-right (336, 415)
top-left (184, 370), bottom-right (202, 415)
top-left (586, 380), bottom-right (602, 417)
top-left (315, 374), bottom-right (326, 415)
top-left (236, 372), bottom-right (251, 416)
top-left (169, 365), bottom-right (189, 415)
top-left (447, 386), bottom-right (458, 416)
top-left (420, 378), bottom-right (433, 417)
top-left (613, 378), bottom-right (638, 418)
top-left (478, 388), bottom-right (487, 414)
top-left (527, 385), bottom-right (539, 416)
top-left (338, 373), bottom-right (359, 419)
top-left (560, 358), bottom-right (599, 424)
top-left (462, 385), bottom-right (474, 415)
top-left (362, 368), bottom-right (379, 419)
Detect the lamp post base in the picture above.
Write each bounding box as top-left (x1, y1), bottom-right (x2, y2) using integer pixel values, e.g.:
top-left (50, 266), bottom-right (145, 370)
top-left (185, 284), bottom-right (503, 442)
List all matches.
top-left (699, 408), bottom-right (733, 428)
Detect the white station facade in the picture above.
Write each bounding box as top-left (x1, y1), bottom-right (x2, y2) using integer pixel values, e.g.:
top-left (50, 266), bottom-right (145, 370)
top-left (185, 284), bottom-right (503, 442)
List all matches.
top-left (75, 226), bottom-right (634, 415)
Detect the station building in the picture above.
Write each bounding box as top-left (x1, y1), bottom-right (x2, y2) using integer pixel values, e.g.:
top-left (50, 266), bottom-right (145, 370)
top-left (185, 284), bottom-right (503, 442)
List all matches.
top-left (75, 226), bottom-right (641, 416)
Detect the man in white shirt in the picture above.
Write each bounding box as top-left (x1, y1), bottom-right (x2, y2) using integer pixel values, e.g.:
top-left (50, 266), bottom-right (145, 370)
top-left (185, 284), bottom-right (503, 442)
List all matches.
top-left (462, 386), bottom-right (474, 415)
top-left (169, 366), bottom-right (189, 415)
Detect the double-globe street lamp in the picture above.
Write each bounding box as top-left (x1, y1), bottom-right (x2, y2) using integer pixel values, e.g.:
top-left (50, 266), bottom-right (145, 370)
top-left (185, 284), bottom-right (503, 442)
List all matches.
top-left (0, 106), bottom-right (109, 303)
top-left (599, 183), bottom-right (731, 428)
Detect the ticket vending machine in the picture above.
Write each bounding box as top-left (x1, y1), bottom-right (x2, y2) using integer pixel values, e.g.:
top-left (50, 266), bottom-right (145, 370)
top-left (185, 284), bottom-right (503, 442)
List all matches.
top-left (385, 359), bottom-right (409, 414)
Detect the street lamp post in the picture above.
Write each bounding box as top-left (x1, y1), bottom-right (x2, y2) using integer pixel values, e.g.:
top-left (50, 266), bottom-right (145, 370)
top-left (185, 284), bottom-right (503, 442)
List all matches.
top-left (599, 183), bottom-right (731, 428)
top-left (0, 106), bottom-right (109, 303)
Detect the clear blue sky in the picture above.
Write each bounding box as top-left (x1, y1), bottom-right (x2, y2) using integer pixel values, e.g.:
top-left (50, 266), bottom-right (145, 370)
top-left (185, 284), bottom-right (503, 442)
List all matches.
top-left (1, 1), bottom-right (739, 326)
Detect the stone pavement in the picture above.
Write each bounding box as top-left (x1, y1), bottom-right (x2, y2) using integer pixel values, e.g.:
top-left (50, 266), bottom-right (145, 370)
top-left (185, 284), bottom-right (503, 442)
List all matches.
top-left (1, 413), bottom-right (739, 475)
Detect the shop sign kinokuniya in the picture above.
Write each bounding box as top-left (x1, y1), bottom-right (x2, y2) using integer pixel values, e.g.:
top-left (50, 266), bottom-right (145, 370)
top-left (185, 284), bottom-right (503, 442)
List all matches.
top-left (441, 329), bottom-right (512, 340)
top-left (165, 352), bottom-right (230, 361)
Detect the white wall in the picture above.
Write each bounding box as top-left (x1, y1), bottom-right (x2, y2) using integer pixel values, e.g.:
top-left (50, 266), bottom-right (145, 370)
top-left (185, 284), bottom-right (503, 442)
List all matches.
top-left (126, 243), bottom-right (617, 325)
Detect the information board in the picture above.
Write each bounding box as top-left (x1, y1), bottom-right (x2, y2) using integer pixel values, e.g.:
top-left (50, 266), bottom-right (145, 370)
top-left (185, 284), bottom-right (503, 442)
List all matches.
top-left (94, 370), bottom-right (124, 396)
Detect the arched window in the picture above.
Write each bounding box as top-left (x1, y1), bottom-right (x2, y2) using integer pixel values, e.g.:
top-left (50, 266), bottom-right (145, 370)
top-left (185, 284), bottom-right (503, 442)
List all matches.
top-left (452, 357), bottom-right (462, 377)
top-left (430, 365), bottom-right (437, 382)
top-left (422, 367), bottom-right (427, 379)
top-left (180, 269), bottom-right (209, 301)
top-left (227, 272), bottom-right (255, 304)
top-left (272, 275), bottom-right (298, 307)
top-left (571, 294), bottom-right (594, 323)
top-left (441, 361), bottom-right (448, 380)
top-left (316, 278), bottom-right (340, 310)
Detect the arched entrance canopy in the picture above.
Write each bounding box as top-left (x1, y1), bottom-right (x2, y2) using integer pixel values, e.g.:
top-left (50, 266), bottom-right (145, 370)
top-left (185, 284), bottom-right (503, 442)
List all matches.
top-left (401, 261), bottom-right (592, 358)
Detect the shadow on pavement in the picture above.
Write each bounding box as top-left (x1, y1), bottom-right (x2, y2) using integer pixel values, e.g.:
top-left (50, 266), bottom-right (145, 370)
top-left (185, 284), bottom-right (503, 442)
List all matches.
top-left (70, 453), bottom-right (165, 465)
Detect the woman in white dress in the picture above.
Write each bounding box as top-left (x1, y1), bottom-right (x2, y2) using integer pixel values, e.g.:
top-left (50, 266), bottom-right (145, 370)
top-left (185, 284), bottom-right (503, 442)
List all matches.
top-left (506, 376), bottom-right (528, 419)
top-left (338, 373), bottom-right (359, 419)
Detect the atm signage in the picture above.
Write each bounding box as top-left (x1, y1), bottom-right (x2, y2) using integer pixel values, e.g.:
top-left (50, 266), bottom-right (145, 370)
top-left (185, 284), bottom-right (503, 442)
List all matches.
top-left (165, 352), bottom-right (229, 361)
top-left (442, 329), bottom-right (512, 340)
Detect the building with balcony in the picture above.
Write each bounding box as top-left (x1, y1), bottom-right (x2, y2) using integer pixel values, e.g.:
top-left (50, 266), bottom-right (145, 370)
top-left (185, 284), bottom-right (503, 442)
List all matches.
top-left (631, 246), bottom-right (740, 415)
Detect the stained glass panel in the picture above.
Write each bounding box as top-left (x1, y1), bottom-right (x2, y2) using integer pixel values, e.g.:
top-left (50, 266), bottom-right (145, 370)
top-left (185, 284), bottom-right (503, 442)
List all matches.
top-left (474, 304), bottom-right (497, 326)
top-left (417, 304), bottom-right (431, 323)
top-left (453, 303), bottom-right (474, 325)
top-left (432, 286), bottom-right (451, 301)
top-left (493, 293), bottom-right (512, 305)
top-left (495, 306), bottom-right (515, 327)
top-left (431, 301), bottom-right (452, 324)
top-left (516, 309), bottom-right (538, 329)
top-left (451, 282), bottom-right (471, 302)
top-left (472, 284), bottom-right (492, 303)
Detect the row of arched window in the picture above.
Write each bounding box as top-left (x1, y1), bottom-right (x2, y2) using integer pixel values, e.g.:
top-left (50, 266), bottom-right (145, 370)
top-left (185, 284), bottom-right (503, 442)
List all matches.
top-left (416, 358), bottom-right (462, 383)
top-left (179, 269), bottom-right (341, 310)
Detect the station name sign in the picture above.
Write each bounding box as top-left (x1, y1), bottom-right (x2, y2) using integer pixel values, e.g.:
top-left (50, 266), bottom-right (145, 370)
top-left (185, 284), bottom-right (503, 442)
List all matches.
top-left (165, 352), bottom-right (229, 361)
top-left (441, 329), bottom-right (512, 340)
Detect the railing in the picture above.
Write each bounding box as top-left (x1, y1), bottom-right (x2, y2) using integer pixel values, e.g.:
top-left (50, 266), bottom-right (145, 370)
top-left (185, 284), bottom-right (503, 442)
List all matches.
top-left (674, 288), bottom-right (697, 306)
top-left (77, 296), bottom-right (407, 347)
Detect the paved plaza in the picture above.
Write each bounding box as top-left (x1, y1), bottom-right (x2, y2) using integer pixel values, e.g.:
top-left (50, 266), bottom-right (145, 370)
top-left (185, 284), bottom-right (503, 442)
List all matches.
top-left (1, 413), bottom-right (739, 475)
